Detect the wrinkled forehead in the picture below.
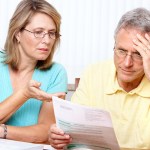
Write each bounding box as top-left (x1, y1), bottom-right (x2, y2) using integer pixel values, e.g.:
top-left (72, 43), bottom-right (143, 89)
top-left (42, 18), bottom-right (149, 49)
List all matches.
top-left (115, 27), bottom-right (145, 45)
top-left (124, 27), bottom-right (145, 38)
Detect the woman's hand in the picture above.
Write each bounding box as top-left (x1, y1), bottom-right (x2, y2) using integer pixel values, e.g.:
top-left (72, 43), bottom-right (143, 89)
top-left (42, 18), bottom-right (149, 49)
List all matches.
top-left (23, 80), bottom-right (65, 102)
top-left (133, 33), bottom-right (150, 80)
top-left (49, 124), bottom-right (72, 150)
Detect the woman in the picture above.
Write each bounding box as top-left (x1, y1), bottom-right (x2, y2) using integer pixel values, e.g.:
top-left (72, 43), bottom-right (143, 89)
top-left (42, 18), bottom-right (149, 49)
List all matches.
top-left (0, 0), bottom-right (67, 143)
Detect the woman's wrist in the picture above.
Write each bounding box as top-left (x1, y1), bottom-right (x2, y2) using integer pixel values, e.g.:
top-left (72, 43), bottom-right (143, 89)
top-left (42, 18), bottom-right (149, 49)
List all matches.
top-left (0, 125), bottom-right (4, 138)
top-left (0, 124), bottom-right (7, 139)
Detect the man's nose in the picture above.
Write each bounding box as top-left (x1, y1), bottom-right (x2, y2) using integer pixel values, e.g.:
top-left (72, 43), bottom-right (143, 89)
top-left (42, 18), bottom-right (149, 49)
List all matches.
top-left (124, 54), bottom-right (133, 67)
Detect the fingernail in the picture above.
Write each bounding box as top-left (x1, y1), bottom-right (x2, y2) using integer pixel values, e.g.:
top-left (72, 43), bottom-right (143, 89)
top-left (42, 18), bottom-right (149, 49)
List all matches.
top-left (60, 131), bottom-right (64, 134)
top-left (65, 135), bottom-right (70, 138)
top-left (137, 33), bottom-right (141, 37)
top-left (133, 39), bottom-right (136, 42)
top-left (145, 33), bottom-right (149, 37)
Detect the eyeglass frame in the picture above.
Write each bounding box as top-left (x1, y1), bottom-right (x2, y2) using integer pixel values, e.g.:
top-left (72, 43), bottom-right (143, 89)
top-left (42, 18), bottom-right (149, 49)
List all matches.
top-left (23, 28), bottom-right (61, 40)
top-left (114, 48), bottom-right (142, 61)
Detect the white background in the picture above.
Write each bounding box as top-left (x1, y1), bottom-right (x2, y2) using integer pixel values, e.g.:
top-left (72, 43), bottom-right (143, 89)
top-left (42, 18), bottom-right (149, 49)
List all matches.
top-left (0, 0), bottom-right (150, 83)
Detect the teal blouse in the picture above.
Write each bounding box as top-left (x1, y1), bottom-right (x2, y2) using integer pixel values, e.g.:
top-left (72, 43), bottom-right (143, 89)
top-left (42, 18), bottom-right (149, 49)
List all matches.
top-left (0, 51), bottom-right (68, 126)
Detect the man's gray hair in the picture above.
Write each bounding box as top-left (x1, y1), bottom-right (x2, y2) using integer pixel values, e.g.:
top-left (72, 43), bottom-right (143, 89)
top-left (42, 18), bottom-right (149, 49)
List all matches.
top-left (114, 8), bottom-right (150, 38)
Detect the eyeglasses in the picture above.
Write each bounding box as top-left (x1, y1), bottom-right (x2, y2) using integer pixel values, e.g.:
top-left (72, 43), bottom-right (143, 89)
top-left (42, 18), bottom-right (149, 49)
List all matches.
top-left (23, 28), bottom-right (60, 40)
top-left (114, 49), bottom-right (142, 61)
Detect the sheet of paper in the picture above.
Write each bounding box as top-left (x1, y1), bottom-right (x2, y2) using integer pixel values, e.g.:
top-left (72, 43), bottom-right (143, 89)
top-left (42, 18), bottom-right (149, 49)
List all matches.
top-left (0, 139), bottom-right (44, 150)
top-left (43, 144), bottom-right (54, 150)
top-left (52, 96), bottom-right (120, 150)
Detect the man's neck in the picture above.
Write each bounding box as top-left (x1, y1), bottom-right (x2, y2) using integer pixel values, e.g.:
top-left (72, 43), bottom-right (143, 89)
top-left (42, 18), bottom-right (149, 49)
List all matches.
top-left (117, 77), bottom-right (144, 92)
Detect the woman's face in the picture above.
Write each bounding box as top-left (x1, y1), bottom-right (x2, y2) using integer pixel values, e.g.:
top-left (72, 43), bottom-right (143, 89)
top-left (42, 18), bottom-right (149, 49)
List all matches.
top-left (16, 13), bottom-right (56, 62)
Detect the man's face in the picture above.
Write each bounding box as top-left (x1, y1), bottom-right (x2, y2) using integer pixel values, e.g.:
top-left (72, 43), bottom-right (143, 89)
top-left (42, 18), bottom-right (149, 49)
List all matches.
top-left (114, 28), bottom-right (144, 86)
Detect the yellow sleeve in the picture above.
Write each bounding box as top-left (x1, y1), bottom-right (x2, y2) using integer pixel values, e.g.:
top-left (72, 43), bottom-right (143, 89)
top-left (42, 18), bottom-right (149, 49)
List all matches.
top-left (71, 65), bottom-right (92, 105)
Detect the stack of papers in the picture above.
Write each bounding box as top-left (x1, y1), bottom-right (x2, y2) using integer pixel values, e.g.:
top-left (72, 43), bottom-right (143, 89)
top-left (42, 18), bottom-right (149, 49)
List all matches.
top-left (0, 139), bottom-right (44, 150)
top-left (52, 96), bottom-right (120, 150)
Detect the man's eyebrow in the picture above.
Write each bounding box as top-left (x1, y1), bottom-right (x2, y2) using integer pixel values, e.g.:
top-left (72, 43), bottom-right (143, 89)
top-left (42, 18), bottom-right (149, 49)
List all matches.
top-left (116, 46), bottom-right (140, 54)
top-left (115, 46), bottom-right (127, 50)
top-left (133, 51), bottom-right (141, 54)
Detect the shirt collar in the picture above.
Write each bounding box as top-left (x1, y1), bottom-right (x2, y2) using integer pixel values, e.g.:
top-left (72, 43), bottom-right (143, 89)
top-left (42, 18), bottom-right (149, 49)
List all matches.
top-left (105, 63), bottom-right (150, 97)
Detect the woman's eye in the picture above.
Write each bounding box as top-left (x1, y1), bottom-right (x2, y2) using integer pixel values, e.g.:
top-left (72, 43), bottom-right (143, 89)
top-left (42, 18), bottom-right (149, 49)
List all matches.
top-left (49, 32), bottom-right (56, 36)
top-left (35, 31), bottom-right (43, 34)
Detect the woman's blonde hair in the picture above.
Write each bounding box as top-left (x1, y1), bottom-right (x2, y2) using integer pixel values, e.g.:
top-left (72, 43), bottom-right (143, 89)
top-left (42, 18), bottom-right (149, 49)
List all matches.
top-left (4, 0), bottom-right (61, 70)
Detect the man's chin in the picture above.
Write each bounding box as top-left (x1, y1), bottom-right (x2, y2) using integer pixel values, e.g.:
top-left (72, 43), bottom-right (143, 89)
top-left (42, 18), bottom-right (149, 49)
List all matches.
top-left (117, 74), bottom-right (135, 83)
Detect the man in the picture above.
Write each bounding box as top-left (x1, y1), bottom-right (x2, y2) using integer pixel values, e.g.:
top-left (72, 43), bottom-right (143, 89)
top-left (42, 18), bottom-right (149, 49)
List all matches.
top-left (49, 8), bottom-right (150, 150)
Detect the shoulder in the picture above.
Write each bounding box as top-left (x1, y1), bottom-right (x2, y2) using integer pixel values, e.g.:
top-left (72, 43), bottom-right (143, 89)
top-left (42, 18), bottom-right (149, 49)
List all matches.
top-left (79, 59), bottom-right (115, 84)
top-left (0, 50), bottom-right (6, 67)
top-left (50, 62), bottom-right (66, 71)
top-left (36, 62), bottom-right (67, 77)
top-left (41, 62), bottom-right (67, 79)
top-left (0, 49), bottom-right (6, 62)
top-left (78, 60), bottom-right (115, 92)
top-left (83, 59), bottom-right (114, 75)
top-left (43, 63), bottom-right (68, 93)
top-left (48, 62), bottom-right (67, 76)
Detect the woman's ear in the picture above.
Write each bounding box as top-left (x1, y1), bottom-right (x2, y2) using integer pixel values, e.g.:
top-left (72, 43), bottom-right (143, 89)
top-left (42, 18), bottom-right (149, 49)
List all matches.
top-left (15, 31), bottom-right (21, 43)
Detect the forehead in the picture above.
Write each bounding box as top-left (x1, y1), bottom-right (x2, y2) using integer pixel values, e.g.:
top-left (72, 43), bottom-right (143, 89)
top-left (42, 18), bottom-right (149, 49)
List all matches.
top-left (115, 28), bottom-right (144, 49)
top-left (26, 13), bottom-right (56, 30)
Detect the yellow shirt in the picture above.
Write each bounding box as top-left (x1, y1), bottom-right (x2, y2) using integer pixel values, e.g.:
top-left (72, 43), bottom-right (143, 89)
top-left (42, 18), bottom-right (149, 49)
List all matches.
top-left (71, 60), bottom-right (150, 150)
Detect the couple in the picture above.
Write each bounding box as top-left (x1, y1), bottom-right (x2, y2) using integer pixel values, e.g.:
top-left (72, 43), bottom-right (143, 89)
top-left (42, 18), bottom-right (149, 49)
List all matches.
top-left (1, 0), bottom-right (150, 150)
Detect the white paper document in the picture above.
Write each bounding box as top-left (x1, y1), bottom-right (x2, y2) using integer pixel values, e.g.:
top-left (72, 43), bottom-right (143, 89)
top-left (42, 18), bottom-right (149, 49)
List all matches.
top-left (0, 139), bottom-right (44, 150)
top-left (52, 96), bottom-right (120, 150)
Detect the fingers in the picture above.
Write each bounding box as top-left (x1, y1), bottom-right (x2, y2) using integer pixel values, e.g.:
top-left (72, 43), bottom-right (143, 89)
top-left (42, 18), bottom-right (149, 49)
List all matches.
top-left (49, 124), bottom-right (71, 149)
top-left (145, 33), bottom-right (150, 44)
top-left (29, 80), bottom-right (41, 88)
top-left (49, 135), bottom-right (71, 149)
top-left (133, 33), bottom-right (150, 57)
top-left (23, 80), bottom-right (52, 101)
top-left (36, 90), bottom-right (53, 102)
top-left (53, 93), bottom-right (66, 99)
top-left (25, 80), bottom-right (66, 102)
top-left (50, 124), bottom-right (64, 135)
top-left (41, 92), bottom-right (66, 102)
top-left (50, 141), bottom-right (70, 150)
top-left (137, 34), bottom-right (150, 50)
top-left (132, 33), bottom-right (150, 80)
top-left (133, 41), bottom-right (147, 57)
top-left (49, 124), bottom-right (70, 139)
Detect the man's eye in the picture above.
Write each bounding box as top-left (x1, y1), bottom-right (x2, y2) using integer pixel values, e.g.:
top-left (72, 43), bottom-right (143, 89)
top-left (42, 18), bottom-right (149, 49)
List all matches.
top-left (118, 49), bottom-right (126, 53)
top-left (133, 52), bottom-right (142, 58)
top-left (134, 52), bottom-right (141, 56)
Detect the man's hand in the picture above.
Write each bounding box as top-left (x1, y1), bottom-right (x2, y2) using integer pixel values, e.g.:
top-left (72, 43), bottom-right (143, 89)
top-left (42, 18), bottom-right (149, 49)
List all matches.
top-left (49, 124), bottom-right (72, 149)
top-left (133, 33), bottom-right (150, 80)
